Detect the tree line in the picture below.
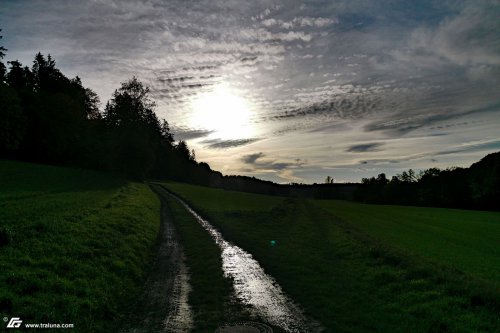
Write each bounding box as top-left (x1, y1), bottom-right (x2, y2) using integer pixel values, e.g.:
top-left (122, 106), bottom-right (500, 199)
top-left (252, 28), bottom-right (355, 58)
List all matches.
top-left (0, 31), bottom-right (223, 183)
top-left (354, 153), bottom-right (500, 211)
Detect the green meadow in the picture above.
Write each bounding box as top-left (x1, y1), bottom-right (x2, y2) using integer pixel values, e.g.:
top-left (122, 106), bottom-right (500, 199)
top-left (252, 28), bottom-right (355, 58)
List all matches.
top-left (315, 200), bottom-right (500, 284)
top-left (164, 182), bottom-right (500, 333)
top-left (0, 160), bottom-right (160, 331)
top-left (1, 161), bottom-right (499, 332)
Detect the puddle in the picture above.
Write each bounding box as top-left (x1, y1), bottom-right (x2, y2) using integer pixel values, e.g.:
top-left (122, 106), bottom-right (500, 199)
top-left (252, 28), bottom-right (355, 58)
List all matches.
top-left (172, 195), bottom-right (322, 332)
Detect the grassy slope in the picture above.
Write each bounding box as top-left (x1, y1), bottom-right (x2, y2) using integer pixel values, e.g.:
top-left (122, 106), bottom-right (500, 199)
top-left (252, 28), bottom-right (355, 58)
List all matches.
top-left (153, 185), bottom-right (245, 332)
top-left (164, 182), bottom-right (499, 333)
top-left (0, 160), bottom-right (160, 332)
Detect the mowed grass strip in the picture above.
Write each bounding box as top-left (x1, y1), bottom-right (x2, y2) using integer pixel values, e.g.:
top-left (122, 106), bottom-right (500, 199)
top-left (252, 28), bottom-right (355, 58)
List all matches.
top-left (0, 160), bottom-right (160, 332)
top-left (153, 185), bottom-right (243, 332)
top-left (164, 182), bottom-right (500, 333)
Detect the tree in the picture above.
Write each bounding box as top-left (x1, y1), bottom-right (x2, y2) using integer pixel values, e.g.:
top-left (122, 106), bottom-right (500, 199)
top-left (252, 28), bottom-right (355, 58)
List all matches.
top-left (419, 168), bottom-right (441, 180)
top-left (159, 119), bottom-right (174, 144)
top-left (376, 173), bottom-right (388, 185)
top-left (325, 175), bottom-right (335, 184)
top-left (7, 60), bottom-right (32, 90)
top-left (83, 87), bottom-right (101, 119)
top-left (0, 29), bottom-right (7, 82)
top-left (103, 77), bottom-right (161, 178)
top-left (175, 140), bottom-right (191, 160)
top-left (0, 51), bottom-right (27, 153)
top-left (104, 77), bottom-right (157, 127)
top-left (0, 30), bottom-right (6, 58)
top-left (0, 84), bottom-right (24, 151)
top-left (408, 169), bottom-right (417, 182)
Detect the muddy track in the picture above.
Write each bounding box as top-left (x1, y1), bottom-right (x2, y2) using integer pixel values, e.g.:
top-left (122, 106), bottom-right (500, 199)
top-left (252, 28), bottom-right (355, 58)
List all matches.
top-left (121, 184), bottom-right (192, 333)
top-left (124, 184), bottom-right (322, 332)
top-left (162, 186), bottom-right (323, 333)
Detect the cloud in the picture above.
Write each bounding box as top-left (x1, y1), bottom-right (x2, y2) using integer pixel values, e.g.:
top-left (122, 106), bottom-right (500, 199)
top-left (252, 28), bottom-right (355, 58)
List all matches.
top-left (260, 16), bottom-right (338, 29)
top-left (364, 102), bottom-right (500, 135)
top-left (172, 127), bottom-right (213, 141)
top-left (239, 28), bottom-right (312, 42)
top-left (241, 152), bottom-right (265, 164)
top-left (359, 159), bottom-right (401, 165)
top-left (407, 2), bottom-right (500, 67)
top-left (293, 16), bottom-right (338, 27)
top-left (434, 139), bottom-right (500, 156)
top-left (358, 138), bottom-right (500, 166)
top-left (240, 151), bottom-right (306, 182)
top-left (346, 143), bottom-right (383, 153)
top-left (2, 0), bottom-right (499, 183)
top-left (241, 152), bottom-right (304, 171)
top-left (203, 138), bottom-right (261, 149)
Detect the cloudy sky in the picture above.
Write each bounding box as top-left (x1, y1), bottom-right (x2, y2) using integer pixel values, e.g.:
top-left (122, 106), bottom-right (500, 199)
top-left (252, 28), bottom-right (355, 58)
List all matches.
top-left (2, 0), bottom-right (499, 183)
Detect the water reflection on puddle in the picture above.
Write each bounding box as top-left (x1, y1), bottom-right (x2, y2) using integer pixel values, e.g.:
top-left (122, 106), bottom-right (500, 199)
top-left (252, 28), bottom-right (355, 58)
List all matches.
top-left (174, 196), bottom-right (321, 332)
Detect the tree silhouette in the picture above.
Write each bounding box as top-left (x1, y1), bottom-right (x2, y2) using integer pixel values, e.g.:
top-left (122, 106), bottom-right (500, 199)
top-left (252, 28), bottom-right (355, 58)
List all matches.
top-left (175, 140), bottom-right (192, 160)
top-left (159, 119), bottom-right (174, 144)
top-left (0, 84), bottom-right (23, 151)
top-left (0, 30), bottom-right (6, 82)
top-left (0, 37), bottom-right (25, 153)
top-left (6, 60), bottom-right (32, 90)
top-left (0, 29), bottom-right (7, 83)
top-left (0, 30), bottom-right (6, 58)
top-left (104, 77), bottom-right (156, 127)
top-left (103, 77), bottom-right (162, 178)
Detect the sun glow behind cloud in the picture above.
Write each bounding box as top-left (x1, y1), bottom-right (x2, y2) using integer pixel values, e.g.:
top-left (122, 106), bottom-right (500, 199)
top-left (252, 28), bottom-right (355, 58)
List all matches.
top-left (189, 84), bottom-right (255, 140)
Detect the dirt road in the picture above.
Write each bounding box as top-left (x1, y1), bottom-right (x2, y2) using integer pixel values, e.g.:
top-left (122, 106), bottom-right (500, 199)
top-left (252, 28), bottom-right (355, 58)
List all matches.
top-left (121, 184), bottom-right (193, 333)
top-left (164, 187), bottom-right (323, 333)
top-left (124, 184), bottom-right (321, 332)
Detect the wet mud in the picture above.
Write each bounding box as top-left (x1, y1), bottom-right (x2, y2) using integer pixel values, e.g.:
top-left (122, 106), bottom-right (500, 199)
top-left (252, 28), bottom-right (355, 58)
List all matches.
top-left (169, 191), bottom-right (322, 333)
top-left (121, 185), bottom-right (193, 333)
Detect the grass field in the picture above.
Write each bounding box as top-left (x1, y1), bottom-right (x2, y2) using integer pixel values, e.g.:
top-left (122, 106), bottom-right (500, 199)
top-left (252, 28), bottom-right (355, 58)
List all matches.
top-left (315, 200), bottom-right (500, 284)
top-left (164, 182), bottom-right (500, 333)
top-left (0, 160), bottom-right (160, 332)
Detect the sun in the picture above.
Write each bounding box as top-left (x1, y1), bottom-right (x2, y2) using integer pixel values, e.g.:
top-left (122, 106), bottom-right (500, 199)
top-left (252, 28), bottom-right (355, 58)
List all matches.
top-left (190, 85), bottom-right (255, 140)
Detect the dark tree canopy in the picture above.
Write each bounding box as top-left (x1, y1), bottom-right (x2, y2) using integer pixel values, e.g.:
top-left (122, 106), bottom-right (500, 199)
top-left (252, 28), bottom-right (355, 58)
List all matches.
top-left (0, 84), bottom-right (24, 150)
top-left (0, 30), bottom-right (7, 82)
top-left (105, 77), bottom-right (157, 127)
top-left (0, 51), bottom-right (212, 182)
top-left (355, 155), bottom-right (500, 211)
top-left (0, 30), bottom-right (6, 59)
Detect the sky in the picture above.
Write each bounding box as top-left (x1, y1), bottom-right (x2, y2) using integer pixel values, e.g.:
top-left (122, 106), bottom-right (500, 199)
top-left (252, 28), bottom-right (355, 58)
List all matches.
top-left (1, 0), bottom-right (499, 183)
